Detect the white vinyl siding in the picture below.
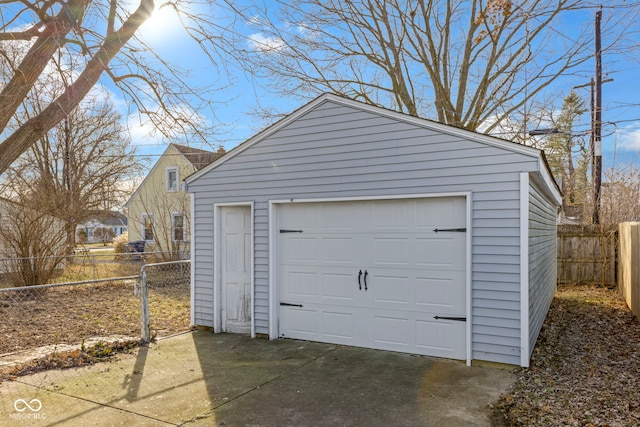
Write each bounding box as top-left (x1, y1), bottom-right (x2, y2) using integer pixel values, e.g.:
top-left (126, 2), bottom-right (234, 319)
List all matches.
top-left (528, 180), bottom-right (558, 355)
top-left (188, 98), bottom-right (553, 365)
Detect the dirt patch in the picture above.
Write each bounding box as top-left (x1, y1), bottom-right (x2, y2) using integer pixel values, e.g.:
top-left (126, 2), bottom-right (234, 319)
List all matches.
top-left (0, 280), bottom-right (190, 355)
top-left (493, 284), bottom-right (640, 426)
top-left (0, 338), bottom-right (141, 383)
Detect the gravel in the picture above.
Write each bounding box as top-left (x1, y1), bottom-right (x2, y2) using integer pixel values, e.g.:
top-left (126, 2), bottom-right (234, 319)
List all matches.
top-left (494, 284), bottom-right (640, 426)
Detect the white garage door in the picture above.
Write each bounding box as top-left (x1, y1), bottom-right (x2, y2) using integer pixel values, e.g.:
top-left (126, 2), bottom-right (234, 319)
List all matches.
top-left (277, 197), bottom-right (467, 360)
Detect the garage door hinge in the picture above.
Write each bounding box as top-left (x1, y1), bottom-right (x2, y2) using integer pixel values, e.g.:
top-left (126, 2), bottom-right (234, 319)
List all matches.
top-left (433, 228), bottom-right (466, 233)
top-left (280, 302), bottom-right (303, 307)
top-left (434, 315), bottom-right (466, 321)
top-left (279, 229), bottom-right (303, 233)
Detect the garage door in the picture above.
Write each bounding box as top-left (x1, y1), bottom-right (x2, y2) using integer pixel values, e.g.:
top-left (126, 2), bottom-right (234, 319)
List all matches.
top-left (277, 197), bottom-right (467, 360)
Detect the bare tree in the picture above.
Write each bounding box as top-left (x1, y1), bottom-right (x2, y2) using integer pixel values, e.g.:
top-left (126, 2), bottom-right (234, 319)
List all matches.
top-left (220, 0), bottom-right (635, 132)
top-left (94, 228), bottom-right (116, 246)
top-left (0, 198), bottom-right (68, 287)
top-left (600, 166), bottom-right (640, 226)
top-left (131, 187), bottom-right (192, 262)
top-left (0, 0), bottom-right (228, 174)
top-left (1, 94), bottom-right (138, 246)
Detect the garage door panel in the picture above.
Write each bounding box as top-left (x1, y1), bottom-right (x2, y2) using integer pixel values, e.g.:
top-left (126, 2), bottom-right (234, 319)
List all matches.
top-left (280, 305), bottom-right (357, 345)
top-left (416, 198), bottom-right (466, 227)
top-left (321, 237), bottom-right (356, 264)
top-left (373, 201), bottom-right (409, 229)
top-left (281, 266), bottom-right (361, 305)
top-left (281, 237), bottom-right (318, 262)
top-left (321, 310), bottom-right (356, 340)
top-left (374, 237), bottom-right (409, 265)
top-left (415, 272), bottom-right (466, 313)
top-left (321, 273), bottom-right (358, 302)
top-left (320, 203), bottom-right (357, 230)
top-left (415, 319), bottom-right (466, 359)
top-left (373, 315), bottom-right (410, 347)
top-left (278, 197), bottom-right (467, 360)
top-left (281, 269), bottom-right (319, 300)
top-left (281, 235), bottom-right (361, 265)
top-left (414, 236), bottom-right (466, 269)
top-left (280, 204), bottom-right (318, 229)
top-left (371, 275), bottom-right (410, 306)
top-left (280, 307), bottom-right (318, 338)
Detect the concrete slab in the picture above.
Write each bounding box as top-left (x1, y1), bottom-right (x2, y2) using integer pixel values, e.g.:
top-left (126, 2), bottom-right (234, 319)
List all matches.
top-left (0, 331), bottom-right (516, 426)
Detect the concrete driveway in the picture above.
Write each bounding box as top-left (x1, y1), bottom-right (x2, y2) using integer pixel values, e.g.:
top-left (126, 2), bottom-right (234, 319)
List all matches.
top-left (0, 331), bottom-right (516, 426)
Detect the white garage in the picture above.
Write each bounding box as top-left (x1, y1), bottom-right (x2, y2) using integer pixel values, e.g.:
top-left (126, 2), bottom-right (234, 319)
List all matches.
top-left (186, 94), bottom-right (561, 367)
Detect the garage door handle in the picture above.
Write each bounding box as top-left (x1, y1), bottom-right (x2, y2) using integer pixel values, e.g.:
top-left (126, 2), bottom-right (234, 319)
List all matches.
top-left (358, 270), bottom-right (362, 290)
top-left (364, 270), bottom-right (368, 291)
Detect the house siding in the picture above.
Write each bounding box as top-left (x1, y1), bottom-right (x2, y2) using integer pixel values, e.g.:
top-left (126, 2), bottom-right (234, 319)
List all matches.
top-left (528, 179), bottom-right (558, 355)
top-left (188, 99), bottom-right (545, 365)
top-left (127, 145), bottom-right (196, 256)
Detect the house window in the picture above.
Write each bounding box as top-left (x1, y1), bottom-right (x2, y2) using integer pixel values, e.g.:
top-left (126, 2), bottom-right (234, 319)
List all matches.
top-left (166, 167), bottom-right (179, 192)
top-left (142, 214), bottom-right (154, 241)
top-left (172, 213), bottom-right (185, 242)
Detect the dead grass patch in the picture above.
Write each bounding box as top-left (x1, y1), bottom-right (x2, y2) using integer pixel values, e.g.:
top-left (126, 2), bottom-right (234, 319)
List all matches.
top-left (0, 279), bottom-right (190, 355)
top-left (494, 284), bottom-right (640, 426)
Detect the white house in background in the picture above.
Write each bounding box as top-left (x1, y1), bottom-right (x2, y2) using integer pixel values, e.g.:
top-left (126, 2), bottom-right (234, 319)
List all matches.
top-left (76, 211), bottom-right (127, 244)
top-left (185, 94), bottom-right (562, 368)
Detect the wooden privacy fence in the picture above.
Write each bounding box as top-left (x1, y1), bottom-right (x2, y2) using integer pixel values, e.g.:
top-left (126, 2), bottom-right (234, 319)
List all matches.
top-left (557, 224), bottom-right (617, 286)
top-left (618, 222), bottom-right (640, 320)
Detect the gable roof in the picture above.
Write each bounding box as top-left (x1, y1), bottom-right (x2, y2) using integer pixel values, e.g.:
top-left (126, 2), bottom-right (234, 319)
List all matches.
top-left (80, 211), bottom-right (127, 226)
top-left (187, 93), bottom-right (554, 188)
top-left (172, 144), bottom-right (226, 171)
top-left (125, 143), bottom-right (224, 208)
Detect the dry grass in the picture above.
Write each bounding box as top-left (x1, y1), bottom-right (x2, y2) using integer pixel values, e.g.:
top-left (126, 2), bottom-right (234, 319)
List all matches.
top-left (494, 284), bottom-right (640, 426)
top-left (0, 279), bottom-right (190, 355)
top-left (55, 260), bottom-right (142, 282)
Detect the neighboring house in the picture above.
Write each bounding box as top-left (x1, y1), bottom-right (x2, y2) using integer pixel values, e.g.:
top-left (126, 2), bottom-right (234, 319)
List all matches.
top-left (186, 94), bottom-right (562, 368)
top-left (76, 211), bottom-right (127, 244)
top-left (126, 143), bottom-right (225, 259)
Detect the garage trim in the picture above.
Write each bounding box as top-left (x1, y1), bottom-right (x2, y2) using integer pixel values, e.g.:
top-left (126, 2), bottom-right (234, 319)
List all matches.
top-left (268, 192), bottom-right (472, 365)
top-left (213, 202), bottom-right (255, 337)
top-left (520, 173), bottom-right (530, 368)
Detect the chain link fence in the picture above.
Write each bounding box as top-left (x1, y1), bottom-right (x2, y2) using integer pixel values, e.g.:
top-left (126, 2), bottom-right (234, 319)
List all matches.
top-left (0, 255), bottom-right (191, 382)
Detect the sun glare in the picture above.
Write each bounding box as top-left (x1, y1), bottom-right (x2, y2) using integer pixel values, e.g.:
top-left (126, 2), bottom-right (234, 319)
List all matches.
top-left (140, 2), bottom-right (181, 45)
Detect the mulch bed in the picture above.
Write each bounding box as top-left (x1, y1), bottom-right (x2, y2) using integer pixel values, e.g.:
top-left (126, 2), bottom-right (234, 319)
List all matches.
top-left (493, 284), bottom-right (640, 426)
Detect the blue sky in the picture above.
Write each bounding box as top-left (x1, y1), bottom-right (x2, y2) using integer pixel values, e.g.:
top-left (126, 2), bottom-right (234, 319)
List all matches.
top-left (125, 1), bottom-right (640, 174)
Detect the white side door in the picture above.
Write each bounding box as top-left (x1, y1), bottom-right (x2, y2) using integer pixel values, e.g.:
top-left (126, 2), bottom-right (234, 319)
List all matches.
top-left (221, 206), bottom-right (252, 333)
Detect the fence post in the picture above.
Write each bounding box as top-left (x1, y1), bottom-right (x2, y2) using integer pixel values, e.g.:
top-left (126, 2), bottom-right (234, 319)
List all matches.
top-left (139, 266), bottom-right (150, 343)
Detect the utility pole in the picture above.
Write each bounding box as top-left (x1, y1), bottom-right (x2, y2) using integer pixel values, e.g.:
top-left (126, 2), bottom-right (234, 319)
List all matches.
top-left (592, 7), bottom-right (603, 224)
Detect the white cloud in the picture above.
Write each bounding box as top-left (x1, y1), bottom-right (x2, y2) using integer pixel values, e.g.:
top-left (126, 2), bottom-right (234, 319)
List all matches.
top-left (247, 32), bottom-right (285, 53)
top-left (126, 103), bottom-right (210, 146)
top-left (126, 115), bottom-right (164, 146)
top-left (617, 125), bottom-right (640, 152)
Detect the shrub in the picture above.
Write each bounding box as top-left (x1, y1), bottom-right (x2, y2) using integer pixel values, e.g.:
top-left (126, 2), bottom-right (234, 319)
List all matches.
top-left (113, 231), bottom-right (129, 254)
